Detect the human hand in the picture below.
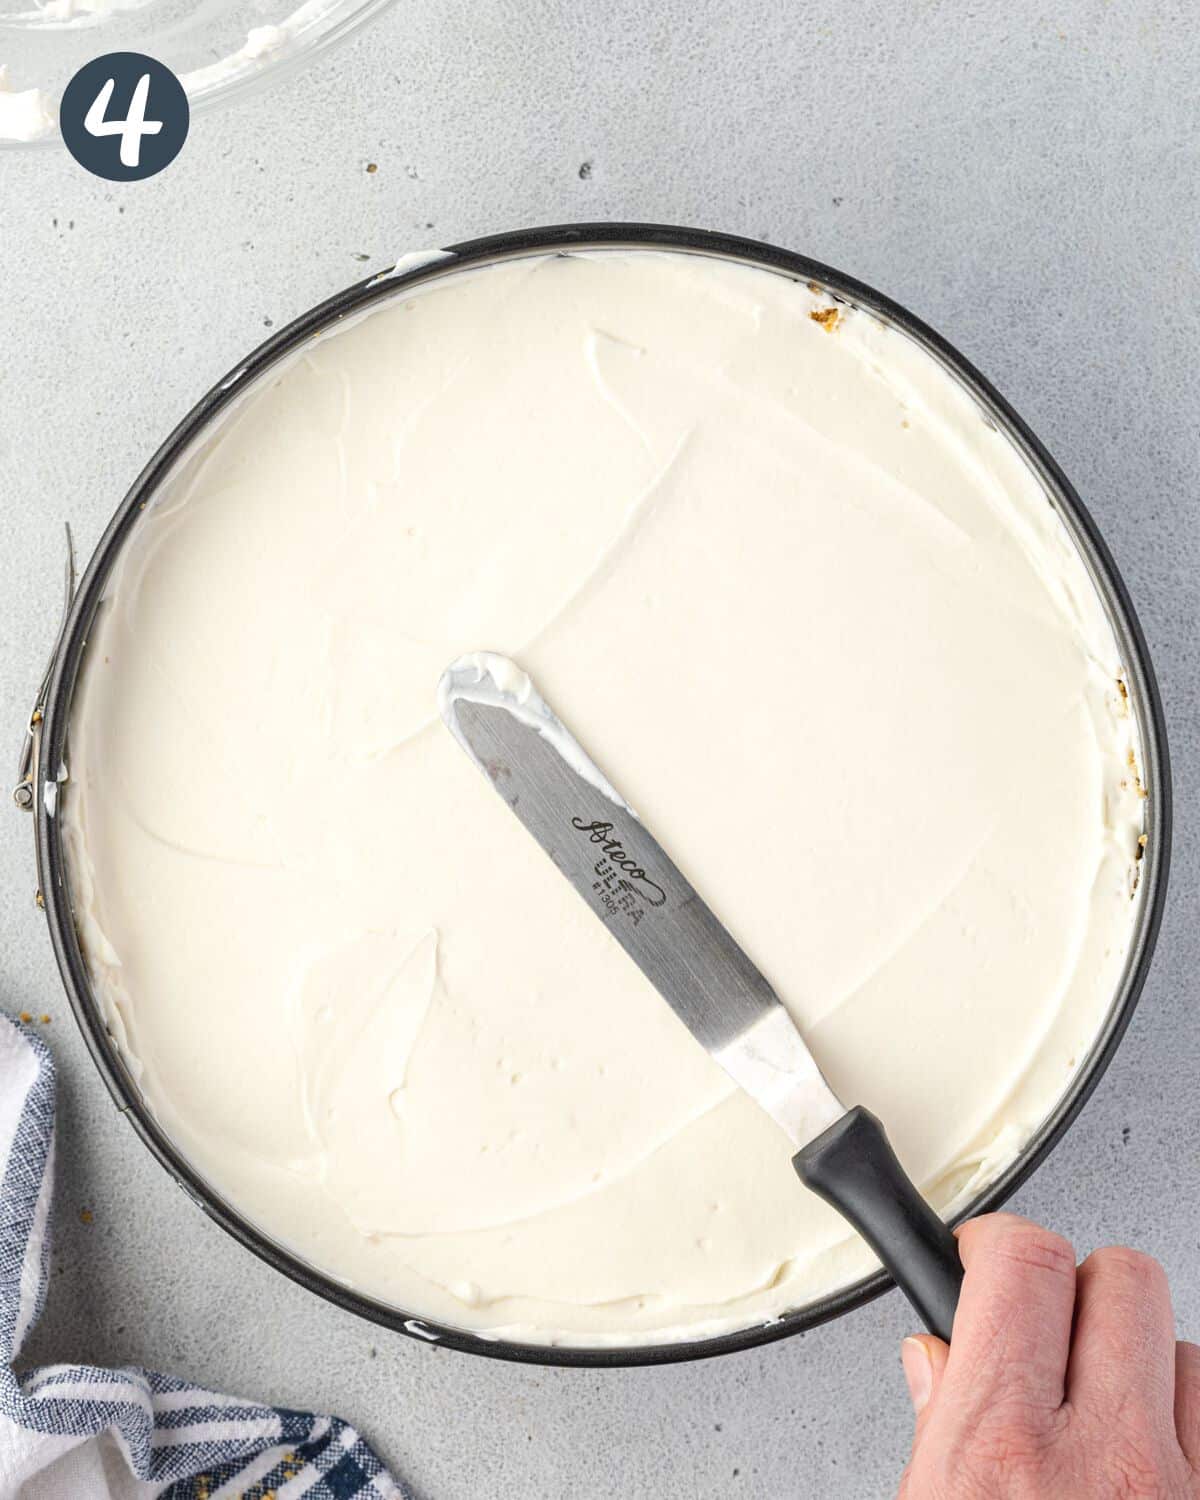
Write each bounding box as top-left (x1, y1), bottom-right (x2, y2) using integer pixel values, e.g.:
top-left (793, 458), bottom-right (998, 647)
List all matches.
top-left (897, 1213), bottom-right (1200, 1498)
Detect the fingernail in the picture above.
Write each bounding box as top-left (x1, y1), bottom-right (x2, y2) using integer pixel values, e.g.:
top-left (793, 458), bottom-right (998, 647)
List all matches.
top-left (901, 1337), bottom-right (933, 1414)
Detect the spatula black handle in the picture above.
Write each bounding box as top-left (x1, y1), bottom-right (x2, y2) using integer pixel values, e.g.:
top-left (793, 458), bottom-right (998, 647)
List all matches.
top-left (793, 1106), bottom-right (963, 1343)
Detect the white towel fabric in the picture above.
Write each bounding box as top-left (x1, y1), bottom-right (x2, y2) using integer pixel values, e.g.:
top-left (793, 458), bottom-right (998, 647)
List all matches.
top-left (0, 1015), bottom-right (407, 1500)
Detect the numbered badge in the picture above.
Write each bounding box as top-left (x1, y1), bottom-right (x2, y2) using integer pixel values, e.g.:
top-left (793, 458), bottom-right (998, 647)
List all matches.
top-left (60, 53), bottom-right (189, 181)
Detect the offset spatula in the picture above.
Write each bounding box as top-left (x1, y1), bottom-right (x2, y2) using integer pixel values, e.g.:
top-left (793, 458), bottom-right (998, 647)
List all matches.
top-left (438, 652), bottom-right (964, 1341)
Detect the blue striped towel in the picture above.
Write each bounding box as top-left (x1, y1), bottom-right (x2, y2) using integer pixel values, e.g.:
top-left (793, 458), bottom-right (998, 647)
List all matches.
top-left (0, 1015), bottom-right (407, 1499)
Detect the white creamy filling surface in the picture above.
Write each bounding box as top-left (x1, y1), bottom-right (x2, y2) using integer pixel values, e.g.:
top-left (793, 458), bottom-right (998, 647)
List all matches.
top-left (64, 250), bottom-right (1147, 1345)
top-left (0, 64), bottom-right (55, 141)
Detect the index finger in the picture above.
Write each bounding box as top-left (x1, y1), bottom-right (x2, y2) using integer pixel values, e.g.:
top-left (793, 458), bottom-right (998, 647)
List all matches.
top-left (940, 1213), bottom-right (1077, 1419)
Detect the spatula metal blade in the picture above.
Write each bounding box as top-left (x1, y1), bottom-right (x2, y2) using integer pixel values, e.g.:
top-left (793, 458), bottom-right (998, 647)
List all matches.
top-left (438, 653), bottom-right (845, 1149)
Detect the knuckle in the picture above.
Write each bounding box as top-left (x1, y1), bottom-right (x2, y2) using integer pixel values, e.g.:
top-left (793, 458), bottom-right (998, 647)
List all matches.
top-left (1087, 1246), bottom-right (1168, 1291)
top-left (992, 1223), bottom-right (1077, 1281)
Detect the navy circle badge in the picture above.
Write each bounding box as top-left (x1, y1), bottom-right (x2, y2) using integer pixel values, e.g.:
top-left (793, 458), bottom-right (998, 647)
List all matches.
top-left (60, 53), bottom-right (189, 181)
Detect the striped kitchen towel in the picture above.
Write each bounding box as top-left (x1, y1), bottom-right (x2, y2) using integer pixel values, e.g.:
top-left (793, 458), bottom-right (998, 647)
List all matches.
top-left (0, 1015), bottom-right (407, 1500)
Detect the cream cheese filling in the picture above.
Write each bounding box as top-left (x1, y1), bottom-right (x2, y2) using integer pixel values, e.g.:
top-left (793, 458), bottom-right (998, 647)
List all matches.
top-left (63, 249), bottom-right (1147, 1346)
top-left (0, 63), bottom-right (54, 140)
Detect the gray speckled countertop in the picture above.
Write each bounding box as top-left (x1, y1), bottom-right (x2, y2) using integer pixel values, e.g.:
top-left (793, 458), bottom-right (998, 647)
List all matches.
top-left (1, 4), bottom-right (1198, 1496)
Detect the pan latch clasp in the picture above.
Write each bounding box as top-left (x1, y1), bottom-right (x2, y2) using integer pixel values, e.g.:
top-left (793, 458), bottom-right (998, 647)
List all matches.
top-left (13, 524), bottom-right (77, 815)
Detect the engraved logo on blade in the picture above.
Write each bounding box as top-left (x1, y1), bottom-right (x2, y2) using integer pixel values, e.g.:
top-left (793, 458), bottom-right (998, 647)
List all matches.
top-left (571, 818), bottom-right (667, 921)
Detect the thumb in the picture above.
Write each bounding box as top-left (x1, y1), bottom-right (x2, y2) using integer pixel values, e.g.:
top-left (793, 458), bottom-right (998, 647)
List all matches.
top-left (901, 1335), bottom-right (950, 1449)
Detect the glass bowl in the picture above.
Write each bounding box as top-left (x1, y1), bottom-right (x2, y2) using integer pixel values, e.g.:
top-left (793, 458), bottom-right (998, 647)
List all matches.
top-left (0, 0), bottom-right (396, 145)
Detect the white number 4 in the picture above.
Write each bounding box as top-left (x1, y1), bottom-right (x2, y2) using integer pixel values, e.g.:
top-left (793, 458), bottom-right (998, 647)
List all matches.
top-left (84, 74), bottom-right (163, 169)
